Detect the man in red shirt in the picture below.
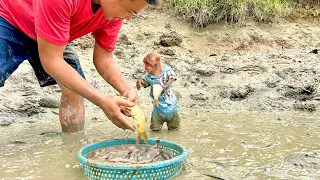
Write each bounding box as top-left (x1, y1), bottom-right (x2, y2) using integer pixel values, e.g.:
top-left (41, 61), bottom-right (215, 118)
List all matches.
top-left (0, 0), bottom-right (160, 133)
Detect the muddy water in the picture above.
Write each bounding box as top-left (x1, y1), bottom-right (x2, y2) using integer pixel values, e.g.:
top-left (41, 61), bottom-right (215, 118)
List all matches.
top-left (0, 109), bottom-right (319, 180)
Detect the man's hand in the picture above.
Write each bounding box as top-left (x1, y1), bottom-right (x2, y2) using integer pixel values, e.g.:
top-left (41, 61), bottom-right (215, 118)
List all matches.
top-left (123, 88), bottom-right (139, 104)
top-left (136, 77), bottom-right (145, 90)
top-left (100, 95), bottom-right (135, 131)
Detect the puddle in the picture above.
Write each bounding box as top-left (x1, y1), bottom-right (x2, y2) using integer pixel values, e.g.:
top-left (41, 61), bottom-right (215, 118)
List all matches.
top-left (0, 109), bottom-right (319, 180)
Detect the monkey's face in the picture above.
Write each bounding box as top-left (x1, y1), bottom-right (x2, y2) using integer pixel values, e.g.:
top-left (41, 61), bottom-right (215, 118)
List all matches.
top-left (143, 57), bottom-right (158, 73)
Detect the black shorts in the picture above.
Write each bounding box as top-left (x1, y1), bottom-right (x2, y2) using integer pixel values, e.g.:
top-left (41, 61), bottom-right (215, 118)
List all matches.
top-left (0, 16), bottom-right (85, 87)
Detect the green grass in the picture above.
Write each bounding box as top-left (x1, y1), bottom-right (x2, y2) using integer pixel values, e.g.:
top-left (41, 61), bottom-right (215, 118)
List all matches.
top-left (165, 0), bottom-right (313, 27)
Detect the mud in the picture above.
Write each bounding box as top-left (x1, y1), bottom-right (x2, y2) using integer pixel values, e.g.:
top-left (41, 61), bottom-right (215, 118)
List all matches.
top-left (0, 7), bottom-right (320, 179)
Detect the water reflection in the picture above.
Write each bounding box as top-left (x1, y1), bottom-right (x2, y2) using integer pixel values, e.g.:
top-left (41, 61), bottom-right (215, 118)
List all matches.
top-left (0, 109), bottom-right (319, 179)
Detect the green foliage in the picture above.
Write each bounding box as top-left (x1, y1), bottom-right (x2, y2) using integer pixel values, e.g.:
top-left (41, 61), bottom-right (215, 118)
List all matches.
top-left (167, 0), bottom-right (292, 27)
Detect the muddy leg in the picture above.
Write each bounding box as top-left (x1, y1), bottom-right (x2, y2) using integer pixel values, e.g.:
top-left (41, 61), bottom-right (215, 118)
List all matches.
top-left (150, 110), bottom-right (164, 131)
top-left (167, 111), bottom-right (181, 130)
top-left (167, 103), bottom-right (181, 130)
top-left (58, 82), bottom-right (85, 133)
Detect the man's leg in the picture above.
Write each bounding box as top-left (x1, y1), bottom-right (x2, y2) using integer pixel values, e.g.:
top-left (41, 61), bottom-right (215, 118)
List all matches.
top-left (28, 43), bottom-right (86, 133)
top-left (57, 82), bottom-right (85, 133)
top-left (0, 16), bottom-right (38, 87)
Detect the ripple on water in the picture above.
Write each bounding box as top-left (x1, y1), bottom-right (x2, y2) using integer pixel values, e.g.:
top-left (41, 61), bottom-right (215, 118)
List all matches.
top-left (0, 110), bottom-right (319, 179)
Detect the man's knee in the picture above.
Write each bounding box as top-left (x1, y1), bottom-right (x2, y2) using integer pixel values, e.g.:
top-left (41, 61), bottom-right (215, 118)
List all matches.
top-left (61, 87), bottom-right (82, 99)
top-left (59, 83), bottom-right (83, 101)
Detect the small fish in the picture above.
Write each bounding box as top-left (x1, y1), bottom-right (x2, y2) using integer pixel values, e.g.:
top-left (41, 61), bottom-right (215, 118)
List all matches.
top-left (203, 174), bottom-right (225, 180)
top-left (119, 96), bottom-right (148, 144)
top-left (152, 84), bottom-right (163, 107)
top-left (309, 49), bottom-right (318, 54)
top-left (136, 140), bottom-right (161, 163)
top-left (160, 151), bottom-right (173, 160)
top-left (8, 140), bottom-right (26, 145)
top-left (39, 131), bottom-right (63, 136)
top-left (88, 140), bottom-right (173, 164)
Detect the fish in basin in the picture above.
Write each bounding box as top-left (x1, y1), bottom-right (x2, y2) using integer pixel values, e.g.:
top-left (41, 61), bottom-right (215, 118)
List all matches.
top-left (87, 140), bottom-right (173, 164)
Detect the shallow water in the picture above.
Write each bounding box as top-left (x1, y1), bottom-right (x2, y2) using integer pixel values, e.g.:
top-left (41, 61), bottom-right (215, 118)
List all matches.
top-left (0, 109), bottom-right (319, 180)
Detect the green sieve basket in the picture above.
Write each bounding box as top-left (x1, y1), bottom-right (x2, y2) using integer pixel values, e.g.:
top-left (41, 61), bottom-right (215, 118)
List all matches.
top-left (76, 138), bottom-right (188, 180)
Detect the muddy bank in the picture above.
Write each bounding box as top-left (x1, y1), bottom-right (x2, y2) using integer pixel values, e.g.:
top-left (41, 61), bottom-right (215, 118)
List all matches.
top-left (1, 8), bottom-right (320, 126)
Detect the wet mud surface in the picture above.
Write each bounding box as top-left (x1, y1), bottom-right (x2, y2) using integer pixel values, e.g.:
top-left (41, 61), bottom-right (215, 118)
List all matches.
top-left (0, 8), bottom-right (320, 180)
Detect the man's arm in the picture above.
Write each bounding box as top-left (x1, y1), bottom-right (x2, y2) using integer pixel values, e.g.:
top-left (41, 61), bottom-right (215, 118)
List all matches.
top-left (37, 36), bottom-right (135, 130)
top-left (93, 42), bottom-right (139, 103)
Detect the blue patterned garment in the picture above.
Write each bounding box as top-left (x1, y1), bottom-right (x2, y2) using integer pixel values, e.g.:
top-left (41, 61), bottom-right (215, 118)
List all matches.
top-left (142, 65), bottom-right (177, 107)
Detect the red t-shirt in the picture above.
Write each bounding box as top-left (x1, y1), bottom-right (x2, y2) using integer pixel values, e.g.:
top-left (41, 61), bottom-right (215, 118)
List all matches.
top-left (0, 0), bottom-right (122, 51)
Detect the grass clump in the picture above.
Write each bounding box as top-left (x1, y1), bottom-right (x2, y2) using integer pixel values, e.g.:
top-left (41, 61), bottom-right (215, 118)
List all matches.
top-left (289, 0), bottom-right (320, 17)
top-left (167, 0), bottom-right (291, 27)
